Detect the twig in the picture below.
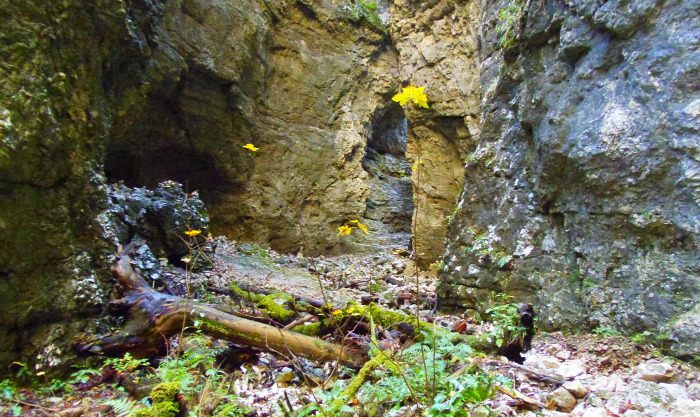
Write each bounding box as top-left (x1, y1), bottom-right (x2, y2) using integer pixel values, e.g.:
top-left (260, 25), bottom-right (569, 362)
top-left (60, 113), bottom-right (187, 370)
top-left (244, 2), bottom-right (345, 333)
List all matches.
top-left (484, 360), bottom-right (565, 385)
top-left (283, 314), bottom-right (316, 330)
top-left (0, 396), bottom-right (58, 413)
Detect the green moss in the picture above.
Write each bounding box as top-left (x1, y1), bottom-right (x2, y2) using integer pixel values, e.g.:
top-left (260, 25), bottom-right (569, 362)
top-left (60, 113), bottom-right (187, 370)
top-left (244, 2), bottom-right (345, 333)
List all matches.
top-left (150, 381), bottom-right (180, 402)
top-left (133, 402), bottom-right (179, 417)
top-left (334, 301), bottom-right (443, 339)
top-left (257, 294), bottom-right (295, 321)
top-left (133, 381), bottom-right (181, 417)
top-left (199, 317), bottom-right (263, 342)
top-left (228, 284), bottom-right (295, 321)
top-left (291, 322), bottom-right (321, 336)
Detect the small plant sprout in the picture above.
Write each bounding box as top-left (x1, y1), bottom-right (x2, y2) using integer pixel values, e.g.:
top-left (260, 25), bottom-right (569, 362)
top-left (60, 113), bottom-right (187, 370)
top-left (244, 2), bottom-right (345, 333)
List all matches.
top-left (393, 84), bottom-right (429, 108)
top-left (337, 220), bottom-right (370, 235)
top-left (242, 143), bottom-right (258, 151)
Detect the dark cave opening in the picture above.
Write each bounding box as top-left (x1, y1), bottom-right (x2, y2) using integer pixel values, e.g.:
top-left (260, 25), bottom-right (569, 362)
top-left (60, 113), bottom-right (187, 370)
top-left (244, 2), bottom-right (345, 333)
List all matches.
top-left (104, 141), bottom-right (225, 192)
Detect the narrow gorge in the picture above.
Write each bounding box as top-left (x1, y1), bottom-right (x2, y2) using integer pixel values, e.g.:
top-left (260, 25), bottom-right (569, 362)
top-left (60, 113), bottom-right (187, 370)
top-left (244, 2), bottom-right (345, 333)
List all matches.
top-left (1, 0), bottom-right (698, 378)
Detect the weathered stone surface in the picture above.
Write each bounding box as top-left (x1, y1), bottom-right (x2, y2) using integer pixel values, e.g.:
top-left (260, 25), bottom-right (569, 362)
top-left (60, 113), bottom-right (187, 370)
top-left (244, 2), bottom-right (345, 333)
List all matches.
top-left (104, 0), bottom-right (406, 257)
top-left (661, 303), bottom-right (700, 360)
top-left (0, 0), bottom-right (404, 371)
top-left (0, 0), bottom-right (136, 372)
top-left (563, 380), bottom-right (589, 398)
top-left (551, 386), bottom-right (577, 412)
top-left (581, 407), bottom-right (608, 417)
top-left (437, 0), bottom-right (700, 352)
top-left (388, 0), bottom-right (482, 267)
top-left (624, 379), bottom-right (700, 415)
top-left (635, 361), bottom-right (675, 383)
top-left (102, 181), bottom-right (212, 274)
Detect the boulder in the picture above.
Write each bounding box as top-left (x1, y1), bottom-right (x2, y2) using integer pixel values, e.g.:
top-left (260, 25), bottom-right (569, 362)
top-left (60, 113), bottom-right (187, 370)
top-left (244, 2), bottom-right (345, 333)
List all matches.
top-left (661, 303), bottom-right (700, 360)
top-left (551, 386), bottom-right (577, 412)
top-left (563, 380), bottom-right (589, 398)
top-left (635, 362), bottom-right (675, 383)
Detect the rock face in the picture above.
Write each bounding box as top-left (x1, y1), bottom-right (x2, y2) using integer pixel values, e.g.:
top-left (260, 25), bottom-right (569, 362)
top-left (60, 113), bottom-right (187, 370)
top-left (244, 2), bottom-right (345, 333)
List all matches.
top-left (389, 0), bottom-right (482, 267)
top-left (1, 0), bottom-right (698, 371)
top-left (102, 181), bottom-right (212, 276)
top-left (103, 0), bottom-right (406, 257)
top-left (437, 0), bottom-right (700, 356)
top-left (0, 0), bottom-right (134, 373)
top-left (0, 0), bottom-right (409, 370)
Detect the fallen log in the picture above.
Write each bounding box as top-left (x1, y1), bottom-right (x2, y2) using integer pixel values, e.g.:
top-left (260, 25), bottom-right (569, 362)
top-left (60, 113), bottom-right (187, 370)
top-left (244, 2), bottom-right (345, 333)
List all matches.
top-left (207, 284), bottom-right (333, 310)
top-left (73, 248), bottom-right (367, 367)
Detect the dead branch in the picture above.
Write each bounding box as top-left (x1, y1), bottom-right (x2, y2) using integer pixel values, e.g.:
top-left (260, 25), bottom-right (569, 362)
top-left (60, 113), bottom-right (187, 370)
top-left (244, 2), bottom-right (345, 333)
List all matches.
top-left (73, 251), bottom-right (367, 368)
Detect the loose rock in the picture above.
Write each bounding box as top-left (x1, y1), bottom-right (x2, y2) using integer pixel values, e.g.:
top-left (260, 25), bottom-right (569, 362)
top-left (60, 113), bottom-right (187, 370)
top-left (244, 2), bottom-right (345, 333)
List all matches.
top-left (563, 380), bottom-right (588, 398)
top-left (551, 386), bottom-right (577, 412)
top-left (635, 361), bottom-right (675, 383)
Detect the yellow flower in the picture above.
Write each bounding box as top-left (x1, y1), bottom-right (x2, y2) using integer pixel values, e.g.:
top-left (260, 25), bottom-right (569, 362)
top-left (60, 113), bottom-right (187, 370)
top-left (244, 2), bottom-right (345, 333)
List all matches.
top-left (181, 257), bottom-right (191, 264)
top-left (392, 84), bottom-right (429, 108)
top-left (184, 229), bottom-right (202, 237)
top-left (338, 225), bottom-right (352, 236)
top-left (243, 143), bottom-right (259, 151)
top-left (350, 220), bottom-right (369, 234)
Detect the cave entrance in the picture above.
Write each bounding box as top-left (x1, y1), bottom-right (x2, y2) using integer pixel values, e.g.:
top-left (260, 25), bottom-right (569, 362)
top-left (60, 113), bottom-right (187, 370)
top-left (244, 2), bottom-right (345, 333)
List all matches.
top-left (103, 70), bottom-right (239, 202)
top-left (361, 105), bottom-right (414, 249)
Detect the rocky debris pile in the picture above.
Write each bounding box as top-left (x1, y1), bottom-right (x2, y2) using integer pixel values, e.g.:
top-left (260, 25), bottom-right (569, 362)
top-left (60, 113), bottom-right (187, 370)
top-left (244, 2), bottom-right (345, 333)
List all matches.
top-left (99, 181), bottom-right (214, 282)
top-left (513, 335), bottom-right (700, 417)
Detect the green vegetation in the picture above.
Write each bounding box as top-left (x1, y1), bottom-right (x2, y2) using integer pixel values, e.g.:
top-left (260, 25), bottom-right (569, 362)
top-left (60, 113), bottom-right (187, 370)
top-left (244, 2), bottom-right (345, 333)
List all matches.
top-left (486, 295), bottom-right (527, 348)
top-left (300, 330), bottom-right (510, 416)
top-left (497, 1), bottom-right (525, 50)
top-left (349, 1), bottom-right (386, 33)
top-left (0, 334), bottom-right (251, 416)
top-left (592, 327), bottom-right (621, 338)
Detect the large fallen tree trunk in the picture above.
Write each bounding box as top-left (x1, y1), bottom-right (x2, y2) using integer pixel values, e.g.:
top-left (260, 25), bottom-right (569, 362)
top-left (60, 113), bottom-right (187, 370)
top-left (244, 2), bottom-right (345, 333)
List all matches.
top-left (73, 248), bottom-right (368, 367)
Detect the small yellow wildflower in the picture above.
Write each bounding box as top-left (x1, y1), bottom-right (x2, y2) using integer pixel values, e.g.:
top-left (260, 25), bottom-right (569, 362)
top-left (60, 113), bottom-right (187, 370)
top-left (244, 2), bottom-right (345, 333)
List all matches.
top-left (338, 225), bottom-right (352, 236)
top-left (243, 143), bottom-right (259, 151)
top-left (392, 84), bottom-right (429, 108)
top-left (184, 229), bottom-right (202, 237)
top-left (181, 257), bottom-right (191, 264)
top-left (350, 220), bottom-right (369, 234)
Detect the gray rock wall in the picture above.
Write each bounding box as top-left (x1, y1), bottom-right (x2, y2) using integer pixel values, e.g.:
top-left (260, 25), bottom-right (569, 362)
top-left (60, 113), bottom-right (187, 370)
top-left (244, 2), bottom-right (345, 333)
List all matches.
top-left (437, 0), bottom-right (700, 357)
top-left (0, 0), bottom-right (134, 373)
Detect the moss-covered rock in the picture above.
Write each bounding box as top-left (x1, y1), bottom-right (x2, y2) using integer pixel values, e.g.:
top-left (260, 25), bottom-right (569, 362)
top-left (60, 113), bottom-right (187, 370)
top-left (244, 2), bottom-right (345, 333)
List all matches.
top-left (0, 0), bottom-right (137, 373)
top-left (133, 381), bottom-right (182, 417)
top-left (229, 285), bottom-right (295, 322)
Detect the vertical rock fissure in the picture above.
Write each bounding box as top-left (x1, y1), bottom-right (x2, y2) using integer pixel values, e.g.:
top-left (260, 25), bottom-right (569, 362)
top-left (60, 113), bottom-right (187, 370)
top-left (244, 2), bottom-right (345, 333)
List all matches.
top-left (361, 105), bottom-right (414, 250)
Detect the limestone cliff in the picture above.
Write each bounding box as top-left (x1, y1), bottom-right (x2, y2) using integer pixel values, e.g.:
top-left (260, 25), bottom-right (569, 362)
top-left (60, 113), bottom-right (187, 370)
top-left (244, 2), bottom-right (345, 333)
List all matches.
top-left (0, 0), bottom-right (130, 372)
top-left (104, 0), bottom-right (405, 256)
top-left (389, 0), bottom-right (482, 268)
top-left (2, 0), bottom-right (698, 370)
top-left (436, 0), bottom-right (700, 358)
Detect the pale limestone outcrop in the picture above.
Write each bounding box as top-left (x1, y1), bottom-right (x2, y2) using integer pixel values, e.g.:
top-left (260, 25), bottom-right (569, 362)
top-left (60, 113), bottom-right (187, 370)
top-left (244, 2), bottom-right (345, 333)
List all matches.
top-left (388, 0), bottom-right (482, 267)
